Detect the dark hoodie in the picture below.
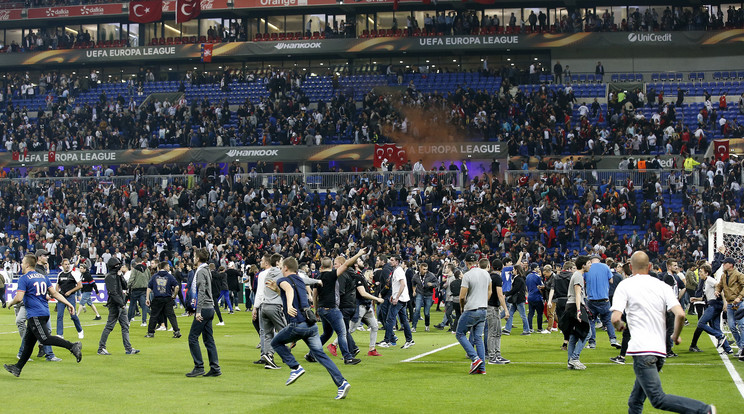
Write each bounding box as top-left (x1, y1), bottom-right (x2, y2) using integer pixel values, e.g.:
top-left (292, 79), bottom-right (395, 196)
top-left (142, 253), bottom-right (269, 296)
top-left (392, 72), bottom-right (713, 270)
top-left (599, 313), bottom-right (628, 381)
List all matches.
top-left (551, 270), bottom-right (573, 306)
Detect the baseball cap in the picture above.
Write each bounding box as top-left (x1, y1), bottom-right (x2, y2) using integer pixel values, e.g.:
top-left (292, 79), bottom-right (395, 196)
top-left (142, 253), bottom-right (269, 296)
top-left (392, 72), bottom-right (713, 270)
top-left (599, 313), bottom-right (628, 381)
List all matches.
top-left (465, 253), bottom-right (478, 262)
top-left (35, 249), bottom-right (49, 258)
top-left (723, 257), bottom-right (736, 265)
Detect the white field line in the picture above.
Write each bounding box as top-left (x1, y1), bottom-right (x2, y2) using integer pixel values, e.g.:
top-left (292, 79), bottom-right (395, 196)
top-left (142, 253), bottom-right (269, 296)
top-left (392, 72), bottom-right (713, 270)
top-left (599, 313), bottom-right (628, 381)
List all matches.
top-left (404, 360), bottom-right (722, 366)
top-left (400, 342), bottom-right (460, 362)
top-left (708, 334), bottom-right (744, 400)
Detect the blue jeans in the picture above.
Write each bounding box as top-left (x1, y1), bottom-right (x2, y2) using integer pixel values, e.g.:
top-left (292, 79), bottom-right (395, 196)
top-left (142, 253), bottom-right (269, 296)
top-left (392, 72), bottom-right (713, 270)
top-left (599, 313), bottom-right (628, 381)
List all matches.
top-left (80, 291), bottom-right (94, 306)
top-left (504, 302), bottom-right (529, 334)
top-left (385, 300), bottom-right (413, 343)
top-left (128, 289), bottom-right (149, 324)
top-left (456, 309), bottom-right (486, 363)
top-left (272, 321), bottom-right (346, 387)
top-left (412, 294), bottom-right (433, 329)
top-left (697, 304), bottom-right (724, 339)
top-left (567, 327), bottom-right (591, 361)
top-left (318, 307), bottom-right (352, 360)
top-left (727, 304), bottom-right (744, 350)
top-left (188, 308), bottom-right (219, 371)
top-left (218, 290), bottom-right (232, 312)
top-left (587, 299), bottom-right (616, 343)
top-left (628, 355), bottom-right (711, 414)
top-left (377, 299), bottom-right (390, 329)
top-left (56, 294), bottom-right (83, 336)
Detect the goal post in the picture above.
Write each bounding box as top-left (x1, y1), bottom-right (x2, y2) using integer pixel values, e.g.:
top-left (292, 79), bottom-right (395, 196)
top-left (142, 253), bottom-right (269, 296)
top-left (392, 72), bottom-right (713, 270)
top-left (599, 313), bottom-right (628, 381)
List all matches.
top-left (708, 218), bottom-right (744, 275)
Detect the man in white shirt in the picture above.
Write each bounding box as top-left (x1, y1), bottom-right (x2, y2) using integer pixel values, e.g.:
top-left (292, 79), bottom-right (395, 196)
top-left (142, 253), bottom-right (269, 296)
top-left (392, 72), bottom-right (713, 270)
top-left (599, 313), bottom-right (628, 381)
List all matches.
top-left (456, 254), bottom-right (492, 374)
top-left (611, 251), bottom-right (714, 414)
top-left (382, 256), bottom-right (414, 349)
top-left (251, 254), bottom-right (269, 364)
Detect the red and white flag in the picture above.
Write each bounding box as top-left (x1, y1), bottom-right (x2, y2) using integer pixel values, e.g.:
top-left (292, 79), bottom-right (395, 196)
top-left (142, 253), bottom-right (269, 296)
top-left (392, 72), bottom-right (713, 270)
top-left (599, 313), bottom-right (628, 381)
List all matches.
top-left (374, 144), bottom-right (408, 168)
top-left (714, 139), bottom-right (730, 161)
top-left (176, 0), bottom-right (200, 24)
top-left (129, 0), bottom-right (162, 23)
top-left (201, 43), bottom-right (213, 62)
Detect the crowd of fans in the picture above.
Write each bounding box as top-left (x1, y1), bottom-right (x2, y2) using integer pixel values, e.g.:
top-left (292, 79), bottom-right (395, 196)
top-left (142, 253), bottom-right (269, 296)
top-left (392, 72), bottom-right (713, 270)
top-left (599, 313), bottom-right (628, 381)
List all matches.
top-left (3, 66), bottom-right (741, 155)
top-left (0, 151), bottom-right (741, 280)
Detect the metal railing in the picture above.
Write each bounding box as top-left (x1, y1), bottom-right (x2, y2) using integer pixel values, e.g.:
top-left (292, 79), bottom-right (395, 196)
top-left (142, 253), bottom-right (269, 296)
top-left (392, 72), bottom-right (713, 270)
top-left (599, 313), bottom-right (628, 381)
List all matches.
top-left (0, 171), bottom-right (464, 192)
top-left (503, 168), bottom-right (695, 187)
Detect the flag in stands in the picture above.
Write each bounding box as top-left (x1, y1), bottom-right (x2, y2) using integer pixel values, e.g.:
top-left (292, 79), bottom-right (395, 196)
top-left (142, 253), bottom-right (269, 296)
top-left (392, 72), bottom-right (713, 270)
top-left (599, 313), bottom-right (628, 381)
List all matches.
top-left (129, 0), bottom-right (162, 23)
top-left (176, 0), bottom-right (200, 23)
top-left (48, 151), bottom-right (56, 162)
top-left (714, 139), bottom-right (729, 161)
top-left (201, 43), bottom-right (213, 62)
top-left (374, 144), bottom-right (408, 168)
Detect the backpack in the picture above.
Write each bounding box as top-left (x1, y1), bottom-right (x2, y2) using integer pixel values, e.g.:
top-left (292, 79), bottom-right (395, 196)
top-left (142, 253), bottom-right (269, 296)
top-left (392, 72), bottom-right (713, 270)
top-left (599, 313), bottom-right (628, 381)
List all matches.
top-left (450, 279), bottom-right (462, 297)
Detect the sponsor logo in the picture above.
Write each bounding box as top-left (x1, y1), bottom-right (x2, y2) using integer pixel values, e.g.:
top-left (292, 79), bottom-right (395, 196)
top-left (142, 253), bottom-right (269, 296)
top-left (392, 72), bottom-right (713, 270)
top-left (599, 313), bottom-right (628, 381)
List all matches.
top-left (274, 42), bottom-right (322, 50)
top-left (45, 7), bottom-right (69, 17)
top-left (80, 5), bottom-right (106, 15)
top-left (410, 144), bottom-right (502, 155)
top-left (200, 0), bottom-right (215, 9)
top-left (419, 35), bottom-right (518, 46)
top-left (0, 10), bottom-right (12, 21)
top-left (17, 151), bottom-right (116, 164)
top-left (627, 33), bottom-right (672, 43)
top-left (259, 0), bottom-right (307, 6)
top-left (226, 149), bottom-right (279, 157)
top-left (86, 46), bottom-right (176, 58)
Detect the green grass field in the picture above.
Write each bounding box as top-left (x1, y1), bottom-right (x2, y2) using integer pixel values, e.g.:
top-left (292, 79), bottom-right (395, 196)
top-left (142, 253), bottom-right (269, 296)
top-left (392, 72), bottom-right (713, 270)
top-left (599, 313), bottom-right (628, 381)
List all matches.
top-left (0, 306), bottom-right (741, 413)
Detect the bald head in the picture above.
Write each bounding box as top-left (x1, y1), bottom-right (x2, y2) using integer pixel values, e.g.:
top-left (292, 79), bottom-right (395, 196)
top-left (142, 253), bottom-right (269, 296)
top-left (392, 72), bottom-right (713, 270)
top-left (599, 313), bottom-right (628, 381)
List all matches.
top-left (629, 251), bottom-right (651, 275)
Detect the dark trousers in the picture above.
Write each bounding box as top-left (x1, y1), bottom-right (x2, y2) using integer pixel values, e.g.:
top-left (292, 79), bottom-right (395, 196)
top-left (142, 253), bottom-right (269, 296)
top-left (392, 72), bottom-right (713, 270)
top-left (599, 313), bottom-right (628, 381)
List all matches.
top-left (620, 325), bottom-right (631, 357)
top-left (665, 311), bottom-right (674, 353)
top-left (528, 300), bottom-right (544, 331)
top-left (340, 307), bottom-right (358, 353)
top-left (148, 297), bottom-right (179, 334)
top-left (188, 308), bottom-right (219, 372)
top-left (16, 316), bottom-right (74, 370)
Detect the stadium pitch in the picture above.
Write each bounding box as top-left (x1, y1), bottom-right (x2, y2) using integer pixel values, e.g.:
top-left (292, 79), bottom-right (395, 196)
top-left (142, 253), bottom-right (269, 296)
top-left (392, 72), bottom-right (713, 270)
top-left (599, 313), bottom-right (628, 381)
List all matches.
top-left (0, 308), bottom-right (741, 413)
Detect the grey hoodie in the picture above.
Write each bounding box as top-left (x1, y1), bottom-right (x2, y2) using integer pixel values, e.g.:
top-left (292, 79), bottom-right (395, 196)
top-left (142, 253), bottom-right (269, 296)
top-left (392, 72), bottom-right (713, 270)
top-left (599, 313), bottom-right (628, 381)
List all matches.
top-left (263, 266), bottom-right (284, 306)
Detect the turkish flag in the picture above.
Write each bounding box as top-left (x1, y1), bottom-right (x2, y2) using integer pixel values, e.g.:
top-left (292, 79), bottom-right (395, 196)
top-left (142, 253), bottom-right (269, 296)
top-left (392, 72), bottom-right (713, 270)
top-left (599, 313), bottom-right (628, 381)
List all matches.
top-left (393, 0), bottom-right (398, 10)
top-left (714, 139), bottom-right (729, 161)
top-left (201, 43), bottom-right (213, 62)
top-left (12, 151), bottom-right (19, 161)
top-left (176, 0), bottom-right (200, 24)
top-left (374, 144), bottom-right (408, 168)
top-left (48, 151), bottom-right (56, 162)
top-left (129, 0), bottom-right (162, 23)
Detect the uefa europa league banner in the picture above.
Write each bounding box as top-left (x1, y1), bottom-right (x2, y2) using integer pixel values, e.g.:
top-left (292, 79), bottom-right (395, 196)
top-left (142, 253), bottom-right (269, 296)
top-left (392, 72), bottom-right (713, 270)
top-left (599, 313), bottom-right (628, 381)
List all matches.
top-left (2, 30), bottom-right (743, 68)
top-left (0, 143), bottom-right (505, 168)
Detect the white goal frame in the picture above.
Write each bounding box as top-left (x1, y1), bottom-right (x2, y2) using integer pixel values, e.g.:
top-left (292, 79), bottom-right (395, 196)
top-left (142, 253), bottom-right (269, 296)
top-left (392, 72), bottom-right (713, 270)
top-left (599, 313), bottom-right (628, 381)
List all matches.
top-left (708, 218), bottom-right (744, 270)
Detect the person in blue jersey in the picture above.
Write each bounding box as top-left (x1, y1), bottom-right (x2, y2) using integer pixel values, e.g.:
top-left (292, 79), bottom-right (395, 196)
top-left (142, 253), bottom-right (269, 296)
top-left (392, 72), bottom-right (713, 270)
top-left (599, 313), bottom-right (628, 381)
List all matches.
top-left (4, 254), bottom-right (82, 377)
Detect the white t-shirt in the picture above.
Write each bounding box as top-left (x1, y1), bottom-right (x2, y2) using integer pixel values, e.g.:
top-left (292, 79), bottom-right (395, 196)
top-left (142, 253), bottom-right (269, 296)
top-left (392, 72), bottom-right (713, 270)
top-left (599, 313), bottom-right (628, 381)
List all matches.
top-left (254, 269), bottom-right (268, 308)
top-left (391, 266), bottom-right (410, 302)
top-left (611, 274), bottom-right (680, 357)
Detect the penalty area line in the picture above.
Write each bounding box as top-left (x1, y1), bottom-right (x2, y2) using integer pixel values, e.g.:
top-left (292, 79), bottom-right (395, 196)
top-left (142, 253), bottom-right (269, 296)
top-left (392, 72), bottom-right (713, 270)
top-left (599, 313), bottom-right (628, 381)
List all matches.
top-left (401, 342), bottom-right (460, 363)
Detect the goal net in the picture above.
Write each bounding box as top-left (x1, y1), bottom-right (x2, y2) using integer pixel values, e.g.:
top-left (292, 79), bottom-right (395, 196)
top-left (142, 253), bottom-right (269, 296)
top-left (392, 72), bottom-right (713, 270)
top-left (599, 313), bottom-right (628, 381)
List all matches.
top-left (708, 218), bottom-right (744, 275)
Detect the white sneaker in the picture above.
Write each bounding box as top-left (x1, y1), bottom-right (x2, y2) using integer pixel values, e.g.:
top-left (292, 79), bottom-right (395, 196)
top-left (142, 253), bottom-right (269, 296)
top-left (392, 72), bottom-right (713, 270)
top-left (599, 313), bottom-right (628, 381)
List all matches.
top-left (157, 326), bottom-right (167, 331)
top-left (168, 328), bottom-right (174, 332)
top-left (551, 328), bottom-right (558, 332)
top-left (217, 322), bottom-right (225, 326)
top-left (234, 306), bottom-right (240, 311)
top-left (540, 329), bottom-right (550, 334)
top-left (140, 323), bottom-right (147, 327)
top-left (78, 330), bottom-right (84, 339)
